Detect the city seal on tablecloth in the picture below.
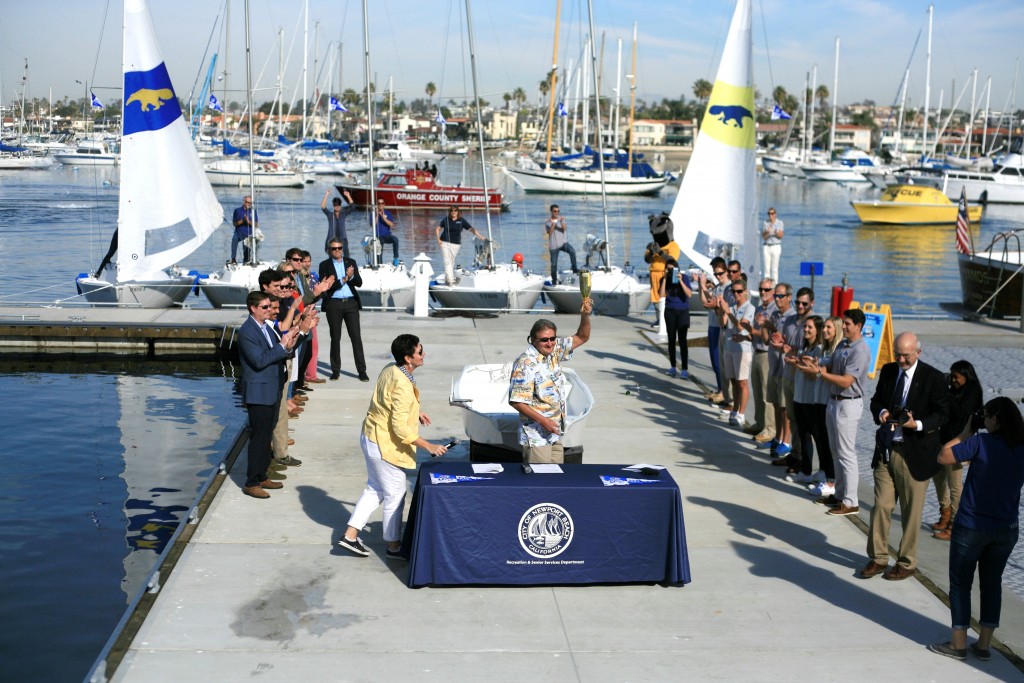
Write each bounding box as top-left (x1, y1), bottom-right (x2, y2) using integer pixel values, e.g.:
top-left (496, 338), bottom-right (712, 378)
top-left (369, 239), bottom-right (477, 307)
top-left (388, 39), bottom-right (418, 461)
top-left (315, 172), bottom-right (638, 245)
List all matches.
top-left (518, 503), bottom-right (574, 558)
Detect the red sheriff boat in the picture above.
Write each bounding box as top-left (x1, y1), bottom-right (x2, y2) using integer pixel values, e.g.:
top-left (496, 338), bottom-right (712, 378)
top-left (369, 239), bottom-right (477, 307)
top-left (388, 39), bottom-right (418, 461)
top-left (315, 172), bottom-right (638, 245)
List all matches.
top-left (337, 168), bottom-right (510, 212)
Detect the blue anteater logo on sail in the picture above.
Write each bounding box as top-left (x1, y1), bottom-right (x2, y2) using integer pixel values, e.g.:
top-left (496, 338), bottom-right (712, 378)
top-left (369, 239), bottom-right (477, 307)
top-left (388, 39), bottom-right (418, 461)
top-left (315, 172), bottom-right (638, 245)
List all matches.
top-left (709, 104), bottom-right (753, 128)
top-left (123, 62), bottom-right (181, 136)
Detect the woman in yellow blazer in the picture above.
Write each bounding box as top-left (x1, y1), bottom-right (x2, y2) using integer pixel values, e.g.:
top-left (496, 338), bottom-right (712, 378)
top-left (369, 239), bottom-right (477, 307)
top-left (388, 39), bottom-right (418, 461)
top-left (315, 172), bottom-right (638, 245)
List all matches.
top-left (338, 334), bottom-right (450, 558)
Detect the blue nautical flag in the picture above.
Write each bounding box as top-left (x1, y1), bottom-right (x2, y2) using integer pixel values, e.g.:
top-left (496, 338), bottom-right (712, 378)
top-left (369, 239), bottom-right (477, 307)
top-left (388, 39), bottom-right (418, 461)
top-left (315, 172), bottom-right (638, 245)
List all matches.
top-left (208, 94), bottom-right (223, 112)
top-left (91, 92), bottom-right (104, 109)
top-left (122, 63), bottom-right (182, 136)
top-left (557, 101), bottom-right (568, 117)
top-left (435, 109), bottom-right (447, 125)
top-left (770, 104), bottom-right (792, 121)
top-left (329, 96), bottom-right (347, 112)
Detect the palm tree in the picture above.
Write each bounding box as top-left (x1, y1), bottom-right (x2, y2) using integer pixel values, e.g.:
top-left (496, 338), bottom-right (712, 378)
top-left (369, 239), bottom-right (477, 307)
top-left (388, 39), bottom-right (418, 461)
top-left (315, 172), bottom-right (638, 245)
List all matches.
top-left (692, 79), bottom-right (713, 105)
top-left (815, 84), bottom-right (829, 112)
top-left (503, 92), bottom-right (512, 111)
top-left (512, 86), bottom-right (527, 110)
top-left (425, 81), bottom-right (436, 110)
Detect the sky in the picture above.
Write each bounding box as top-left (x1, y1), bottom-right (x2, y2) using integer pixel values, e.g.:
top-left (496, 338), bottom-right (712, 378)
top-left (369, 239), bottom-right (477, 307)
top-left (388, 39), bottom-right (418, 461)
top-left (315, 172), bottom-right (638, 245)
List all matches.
top-left (2, 0), bottom-right (1022, 115)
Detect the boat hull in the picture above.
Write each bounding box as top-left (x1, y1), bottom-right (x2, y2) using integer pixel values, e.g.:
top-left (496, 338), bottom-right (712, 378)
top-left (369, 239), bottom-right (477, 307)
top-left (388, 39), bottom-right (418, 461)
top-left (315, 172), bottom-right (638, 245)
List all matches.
top-left (355, 264), bottom-right (416, 310)
top-left (761, 155), bottom-right (806, 178)
top-left (76, 273), bottom-right (195, 308)
top-left (54, 153), bottom-right (119, 166)
top-left (205, 169), bottom-right (306, 188)
top-left (450, 364), bottom-right (594, 451)
top-left (197, 261), bottom-right (279, 308)
top-left (958, 252), bottom-right (1024, 318)
top-left (801, 165), bottom-right (869, 182)
top-left (501, 166), bottom-right (669, 195)
top-left (851, 201), bottom-right (983, 225)
top-left (338, 182), bottom-right (507, 212)
top-left (943, 173), bottom-right (1024, 204)
top-left (430, 267), bottom-right (545, 312)
top-left (544, 268), bottom-right (650, 316)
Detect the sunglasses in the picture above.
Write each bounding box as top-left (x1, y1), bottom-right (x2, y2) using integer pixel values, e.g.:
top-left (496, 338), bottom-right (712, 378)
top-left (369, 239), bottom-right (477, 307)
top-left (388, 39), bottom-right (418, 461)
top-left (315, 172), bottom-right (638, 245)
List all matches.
top-left (535, 336), bottom-right (557, 343)
top-left (731, 289), bottom-right (746, 294)
top-left (795, 300), bottom-right (811, 307)
top-left (329, 246), bottom-right (344, 251)
top-left (728, 268), bottom-right (741, 274)
top-left (258, 304), bottom-right (272, 309)
top-left (775, 292), bottom-right (791, 298)
top-left (759, 287), bottom-right (773, 292)
top-left (290, 257), bottom-right (302, 261)
top-left (713, 271), bottom-right (726, 276)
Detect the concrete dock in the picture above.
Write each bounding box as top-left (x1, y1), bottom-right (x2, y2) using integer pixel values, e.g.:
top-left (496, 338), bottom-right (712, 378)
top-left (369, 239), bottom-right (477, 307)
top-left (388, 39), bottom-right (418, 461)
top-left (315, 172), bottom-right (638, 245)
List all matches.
top-left (93, 310), bottom-right (1023, 682)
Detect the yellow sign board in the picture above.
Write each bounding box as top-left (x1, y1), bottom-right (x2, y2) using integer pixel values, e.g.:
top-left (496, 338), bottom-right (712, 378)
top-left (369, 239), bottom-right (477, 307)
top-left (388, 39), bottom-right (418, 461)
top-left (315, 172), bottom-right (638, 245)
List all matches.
top-left (849, 301), bottom-right (893, 379)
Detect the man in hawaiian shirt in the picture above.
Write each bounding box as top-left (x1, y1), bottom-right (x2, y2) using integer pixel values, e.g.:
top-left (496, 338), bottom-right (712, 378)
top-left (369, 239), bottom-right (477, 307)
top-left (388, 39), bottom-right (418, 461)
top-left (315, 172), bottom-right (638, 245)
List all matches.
top-left (509, 299), bottom-right (593, 464)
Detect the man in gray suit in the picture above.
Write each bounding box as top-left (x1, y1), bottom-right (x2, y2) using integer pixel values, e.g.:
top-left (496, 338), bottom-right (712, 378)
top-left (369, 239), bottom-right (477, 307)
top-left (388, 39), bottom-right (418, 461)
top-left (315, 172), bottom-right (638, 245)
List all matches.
top-left (237, 291), bottom-right (305, 499)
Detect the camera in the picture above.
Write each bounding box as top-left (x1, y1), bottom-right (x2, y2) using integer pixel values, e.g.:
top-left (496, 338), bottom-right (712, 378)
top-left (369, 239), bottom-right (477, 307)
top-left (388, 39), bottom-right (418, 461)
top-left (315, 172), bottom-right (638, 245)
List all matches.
top-left (969, 409), bottom-right (986, 432)
top-left (886, 409), bottom-right (909, 425)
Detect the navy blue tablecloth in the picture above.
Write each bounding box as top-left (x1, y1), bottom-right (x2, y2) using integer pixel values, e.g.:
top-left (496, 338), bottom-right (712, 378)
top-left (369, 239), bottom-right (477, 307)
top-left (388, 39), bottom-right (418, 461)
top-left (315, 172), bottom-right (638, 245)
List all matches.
top-left (401, 463), bottom-right (690, 587)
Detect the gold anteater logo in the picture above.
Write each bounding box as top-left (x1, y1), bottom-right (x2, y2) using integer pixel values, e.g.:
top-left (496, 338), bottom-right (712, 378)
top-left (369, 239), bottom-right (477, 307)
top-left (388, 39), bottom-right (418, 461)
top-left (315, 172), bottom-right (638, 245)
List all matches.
top-left (126, 88), bottom-right (174, 111)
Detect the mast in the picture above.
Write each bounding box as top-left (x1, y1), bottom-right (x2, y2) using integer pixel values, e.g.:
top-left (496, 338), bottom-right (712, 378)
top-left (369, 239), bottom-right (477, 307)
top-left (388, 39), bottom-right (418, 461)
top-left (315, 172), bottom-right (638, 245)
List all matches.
top-left (244, 0), bottom-right (257, 264)
top-left (302, 0), bottom-right (309, 140)
top-left (829, 37), bottom-right (838, 156)
top-left (543, 0), bottom-right (563, 167)
top-left (585, 0), bottom-right (612, 268)
top-left (627, 22), bottom-right (637, 175)
top-left (464, 0), bottom-right (494, 267)
top-left (922, 3), bottom-right (932, 163)
top-left (361, 0), bottom-right (379, 267)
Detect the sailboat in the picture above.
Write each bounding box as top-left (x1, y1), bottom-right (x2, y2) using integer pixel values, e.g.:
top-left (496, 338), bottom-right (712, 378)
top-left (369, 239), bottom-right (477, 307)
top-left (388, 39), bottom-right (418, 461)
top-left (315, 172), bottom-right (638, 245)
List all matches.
top-left (543, 16), bottom-right (648, 317)
top-left (428, 0), bottom-right (545, 313)
top-left (76, 0), bottom-right (223, 307)
top-left (198, 0), bottom-right (282, 308)
top-left (500, 10), bottom-right (669, 197)
top-left (346, 0), bottom-right (416, 312)
top-left (671, 0), bottom-right (759, 277)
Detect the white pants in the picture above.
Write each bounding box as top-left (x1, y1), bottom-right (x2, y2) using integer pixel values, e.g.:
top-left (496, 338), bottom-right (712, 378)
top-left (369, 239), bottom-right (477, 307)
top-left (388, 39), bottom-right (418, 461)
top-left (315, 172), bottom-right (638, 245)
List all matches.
top-left (762, 243), bottom-right (781, 283)
top-left (347, 434), bottom-right (409, 542)
top-left (440, 241), bottom-right (461, 284)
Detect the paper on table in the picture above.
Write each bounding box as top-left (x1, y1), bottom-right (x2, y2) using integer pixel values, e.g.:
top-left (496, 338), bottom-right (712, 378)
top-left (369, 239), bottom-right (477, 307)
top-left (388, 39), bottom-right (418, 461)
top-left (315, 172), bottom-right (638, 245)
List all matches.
top-left (472, 463), bottom-right (504, 474)
top-left (530, 464), bottom-right (563, 473)
top-left (623, 464), bottom-right (666, 471)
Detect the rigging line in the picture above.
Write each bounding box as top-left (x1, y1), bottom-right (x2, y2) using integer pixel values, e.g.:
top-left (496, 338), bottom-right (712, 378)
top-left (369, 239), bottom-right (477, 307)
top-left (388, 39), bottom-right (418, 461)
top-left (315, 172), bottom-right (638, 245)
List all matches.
top-left (89, 0), bottom-right (112, 87)
top-left (185, 4), bottom-right (225, 108)
top-left (757, 0), bottom-right (775, 96)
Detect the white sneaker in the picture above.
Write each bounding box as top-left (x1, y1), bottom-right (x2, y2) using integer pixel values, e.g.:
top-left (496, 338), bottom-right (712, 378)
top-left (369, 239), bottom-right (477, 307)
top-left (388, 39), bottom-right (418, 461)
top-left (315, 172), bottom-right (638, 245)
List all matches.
top-left (808, 482), bottom-right (836, 497)
top-left (794, 472), bottom-right (815, 484)
top-left (728, 412), bottom-right (742, 426)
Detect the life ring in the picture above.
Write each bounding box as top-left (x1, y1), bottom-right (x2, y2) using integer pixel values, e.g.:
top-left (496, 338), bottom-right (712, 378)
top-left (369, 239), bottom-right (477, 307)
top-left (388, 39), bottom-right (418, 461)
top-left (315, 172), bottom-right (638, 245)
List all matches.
top-left (262, 161), bottom-right (278, 172)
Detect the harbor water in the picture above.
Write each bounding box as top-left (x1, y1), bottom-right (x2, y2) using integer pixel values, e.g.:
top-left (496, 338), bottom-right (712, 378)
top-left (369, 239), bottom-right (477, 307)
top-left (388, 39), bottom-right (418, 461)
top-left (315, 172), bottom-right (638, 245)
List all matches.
top-left (4, 159), bottom-right (1024, 314)
top-left (0, 363), bottom-right (244, 683)
top-left (2, 158), bottom-right (1024, 681)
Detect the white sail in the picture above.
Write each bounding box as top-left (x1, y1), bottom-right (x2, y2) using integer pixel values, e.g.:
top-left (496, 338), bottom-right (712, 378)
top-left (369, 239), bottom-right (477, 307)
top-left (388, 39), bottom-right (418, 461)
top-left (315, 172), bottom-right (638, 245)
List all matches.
top-left (669, 0), bottom-right (758, 277)
top-left (117, 0), bottom-right (224, 283)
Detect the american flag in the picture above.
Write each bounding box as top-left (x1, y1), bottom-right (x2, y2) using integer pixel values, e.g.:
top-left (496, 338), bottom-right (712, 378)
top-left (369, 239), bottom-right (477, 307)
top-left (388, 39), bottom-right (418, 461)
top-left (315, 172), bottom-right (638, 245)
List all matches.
top-left (955, 186), bottom-right (972, 255)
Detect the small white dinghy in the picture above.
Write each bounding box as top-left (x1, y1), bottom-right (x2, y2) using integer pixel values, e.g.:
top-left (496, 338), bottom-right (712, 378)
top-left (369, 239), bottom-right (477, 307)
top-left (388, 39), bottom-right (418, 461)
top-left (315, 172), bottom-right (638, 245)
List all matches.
top-left (449, 363), bottom-right (595, 457)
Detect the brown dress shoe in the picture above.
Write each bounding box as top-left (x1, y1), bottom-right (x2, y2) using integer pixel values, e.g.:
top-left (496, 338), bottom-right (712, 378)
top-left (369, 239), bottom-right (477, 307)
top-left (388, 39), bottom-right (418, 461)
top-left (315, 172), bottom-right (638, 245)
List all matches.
top-left (307, 377), bottom-right (326, 383)
top-left (933, 528), bottom-right (952, 541)
top-left (883, 565), bottom-right (916, 581)
top-left (859, 560), bottom-right (889, 579)
top-left (243, 485), bottom-right (270, 499)
top-left (826, 504), bottom-right (860, 516)
top-left (259, 479), bottom-right (284, 490)
top-left (931, 506), bottom-right (952, 530)
top-left (288, 410), bottom-right (301, 418)
top-left (287, 438), bottom-right (295, 446)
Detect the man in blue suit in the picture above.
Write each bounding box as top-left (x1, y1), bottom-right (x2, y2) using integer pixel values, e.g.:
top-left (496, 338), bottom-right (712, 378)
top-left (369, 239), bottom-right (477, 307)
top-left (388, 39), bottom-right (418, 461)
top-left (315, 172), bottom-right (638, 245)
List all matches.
top-left (238, 291), bottom-right (304, 499)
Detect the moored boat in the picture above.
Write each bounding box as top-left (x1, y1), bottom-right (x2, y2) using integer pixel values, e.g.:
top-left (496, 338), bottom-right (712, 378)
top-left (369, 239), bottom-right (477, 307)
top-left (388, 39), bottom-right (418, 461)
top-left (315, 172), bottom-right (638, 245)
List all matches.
top-left (851, 184), bottom-right (983, 225)
top-left (76, 0), bottom-right (223, 307)
top-left (337, 167), bottom-right (508, 211)
top-left (54, 139), bottom-right (120, 166)
top-left (941, 152), bottom-right (1024, 205)
top-left (449, 363), bottom-right (595, 453)
top-left (959, 230), bottom-right (1024, 319)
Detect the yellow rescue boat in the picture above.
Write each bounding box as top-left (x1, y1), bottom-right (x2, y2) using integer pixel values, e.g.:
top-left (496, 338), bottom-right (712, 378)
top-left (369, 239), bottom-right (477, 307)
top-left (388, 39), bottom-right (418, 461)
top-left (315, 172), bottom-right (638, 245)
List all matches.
top-left (851, 184), bottom-right (983, 225)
